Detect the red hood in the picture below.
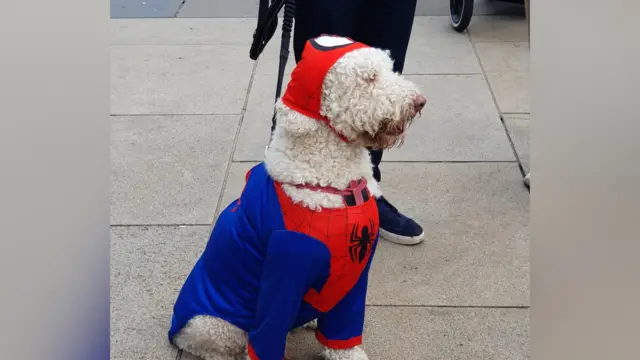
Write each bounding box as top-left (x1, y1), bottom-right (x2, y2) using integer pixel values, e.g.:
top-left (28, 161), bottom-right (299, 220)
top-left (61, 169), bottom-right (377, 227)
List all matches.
top-left (281, 35), bottom-right (369, 142)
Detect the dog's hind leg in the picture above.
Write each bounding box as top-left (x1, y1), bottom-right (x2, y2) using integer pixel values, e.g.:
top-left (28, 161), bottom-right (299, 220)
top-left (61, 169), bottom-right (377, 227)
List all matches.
top-left (173, 315), bottom-right (248, 360)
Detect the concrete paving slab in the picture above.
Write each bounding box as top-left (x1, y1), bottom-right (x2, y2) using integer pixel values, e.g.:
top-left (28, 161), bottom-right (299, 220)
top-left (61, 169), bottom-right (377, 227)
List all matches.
top-left (474, 42), bottom-right (530, 113)
top-left (177, 0), bottom-right (259, 18)
top-left (384, 75), bottom-right (515, 162)
top-left (403, 17), bottom-right (482, 75)
top-left (233, 72), bottom-right (290, 161)
top-left (368, 163), bottom-right (529, 307)
top-left (468, 16), bottom-right (529, 43)
top-left (503, 114), bottom-right (530, 173)
top-left (236, 74), bottom-right (514, 162)
top-left (255, 17), bottom-right (482, 76)
top-left (111, 115), bottom-right (239, 225)
top-left (111, 226), bottom-right (210, 360)
top-left (110, 45), bottom-right (254, 115)
top-left (111, 0), bottom-right (184, 18)
top-left (474, 42), bottom-right (529, 73)
top-left (284, 307), bottom-right (529, 360)
top-left (181, 307), bottom-right (528, 360)
top-left (111, 18), bottom-right (257, 45)
top-left (172, 0), bottom-right (521, 18)
top-left (361, 307), bottom-right (529, 360)
top-left (110, 0), bottom-right (524, 18)
top-left (485, 71), bottom-right (530, 114)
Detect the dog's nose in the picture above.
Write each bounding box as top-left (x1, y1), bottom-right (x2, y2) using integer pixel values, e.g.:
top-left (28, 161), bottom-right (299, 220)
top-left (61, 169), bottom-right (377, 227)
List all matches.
top-left (413, 94), bottom-right (427, 112)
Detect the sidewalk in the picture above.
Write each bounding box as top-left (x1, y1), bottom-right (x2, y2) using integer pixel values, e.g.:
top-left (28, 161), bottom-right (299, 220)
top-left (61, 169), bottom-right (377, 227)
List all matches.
top-left (110, 16), bottom-right (530, 360)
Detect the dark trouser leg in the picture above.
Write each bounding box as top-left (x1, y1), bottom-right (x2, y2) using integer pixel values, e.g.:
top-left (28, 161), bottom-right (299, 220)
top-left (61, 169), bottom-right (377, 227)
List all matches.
top-left (292, 0), bottom-right (365, 62)
top-left (357, 0), bottom-right (424, 244)
top-left (291, 0), bottom-right (423, 244)
top-left (355, 0), bottom-right (418, 184)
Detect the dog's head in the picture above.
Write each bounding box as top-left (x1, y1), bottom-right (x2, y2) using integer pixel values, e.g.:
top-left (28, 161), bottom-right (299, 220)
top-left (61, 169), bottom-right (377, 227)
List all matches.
top-left (280, 35), bottom-right (425, 149)
top-left (320, 46), bottom-right (426, 149)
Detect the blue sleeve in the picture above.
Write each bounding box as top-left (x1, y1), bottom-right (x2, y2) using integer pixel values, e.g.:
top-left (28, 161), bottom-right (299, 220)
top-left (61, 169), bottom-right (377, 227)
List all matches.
top-left (315, 238), bottom-right (377, 350)
top-left (248, 230), bottom-right (329, 360)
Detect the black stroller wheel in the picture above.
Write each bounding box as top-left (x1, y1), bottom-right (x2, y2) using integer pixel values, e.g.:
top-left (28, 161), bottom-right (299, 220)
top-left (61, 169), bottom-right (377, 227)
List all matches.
top-left (450, 0), bottom-right (474, 32)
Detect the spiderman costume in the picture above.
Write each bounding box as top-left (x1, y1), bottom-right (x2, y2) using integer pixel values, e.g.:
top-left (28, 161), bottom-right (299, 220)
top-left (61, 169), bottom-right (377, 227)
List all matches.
top-left (168, 163), bottom-right (380, 360)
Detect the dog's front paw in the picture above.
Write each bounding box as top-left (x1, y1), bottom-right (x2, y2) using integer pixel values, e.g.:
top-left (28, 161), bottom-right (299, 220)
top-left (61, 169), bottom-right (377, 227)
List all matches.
top-left (303, 319), bottom-right (318, 330)
top-left (321, 346), bottom-right (368, 360)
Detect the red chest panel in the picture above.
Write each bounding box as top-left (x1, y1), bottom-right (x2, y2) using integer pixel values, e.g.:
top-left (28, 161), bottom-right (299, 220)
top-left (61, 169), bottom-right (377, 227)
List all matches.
top-left (274, 183), bottom-right (379, 312)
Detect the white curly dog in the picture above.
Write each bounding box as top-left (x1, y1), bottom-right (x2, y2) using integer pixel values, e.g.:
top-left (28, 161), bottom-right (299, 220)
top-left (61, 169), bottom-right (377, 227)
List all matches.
top-left (168, 35), bottom-right (426, 360)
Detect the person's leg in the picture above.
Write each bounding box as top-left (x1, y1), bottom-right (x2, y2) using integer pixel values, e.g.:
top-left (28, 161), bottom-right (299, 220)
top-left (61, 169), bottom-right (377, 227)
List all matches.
top-left (292, 0), bottom-right (365, 62)
top-left (357, 0), bottom-right (416, 181)
top-left (292, 0), bottom-right (424, 245)
top-left (355, 0), bottom-right (424, 245)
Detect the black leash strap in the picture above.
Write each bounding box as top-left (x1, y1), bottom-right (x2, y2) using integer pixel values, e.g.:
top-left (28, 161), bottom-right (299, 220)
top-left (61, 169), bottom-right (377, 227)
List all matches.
top-left (271, 0), bottom-right (295, 136)
top-left (249, 0), bottom-right (295, 141)
top-left (250, 0), bottom-right (282, 61)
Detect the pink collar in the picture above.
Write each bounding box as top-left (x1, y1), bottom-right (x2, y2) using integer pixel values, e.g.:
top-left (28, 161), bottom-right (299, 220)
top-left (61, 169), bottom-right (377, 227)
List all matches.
top-left (290, 178), bottom-right (369, 206)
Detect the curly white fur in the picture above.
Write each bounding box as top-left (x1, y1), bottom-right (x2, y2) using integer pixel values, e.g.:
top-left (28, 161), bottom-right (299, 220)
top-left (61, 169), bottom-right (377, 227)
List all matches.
top-left (322, 346), bottom-right (369, 360)
top-left (264, 102), bottom-right (380, 210)
top-left (172, 45), bottom-right (424, 360)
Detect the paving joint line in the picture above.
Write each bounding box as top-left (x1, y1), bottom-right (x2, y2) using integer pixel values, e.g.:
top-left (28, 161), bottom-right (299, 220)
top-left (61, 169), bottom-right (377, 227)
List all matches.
top-left (373, 160), bottom-right (518, 164)
top-left (110, 224), bottom-right (212, 227)
top-left (402, 72), bottom-right (483, 76)
top-left (230, 160), bottom-right (519, 164)
top-left (366, 304), bottom-right (529, 309)
top-left (502, 112), bottom-right (530, 115)
top-left (111, 44), bottom-right (246, 48)
top-left (110, 113), bottom-right (243, 117)
top-left (468, 31), bottom-right (527, 178)
top-left (472, 40), bottom-right (530, 45)
top-left (110, 43), bottom-right (253, 47)
top-left (499, 114), bottom-right (528, 177)
top-left (209, 59), bottom-right (260, 230)
top-left (173, 0), bottom-right (187, 18)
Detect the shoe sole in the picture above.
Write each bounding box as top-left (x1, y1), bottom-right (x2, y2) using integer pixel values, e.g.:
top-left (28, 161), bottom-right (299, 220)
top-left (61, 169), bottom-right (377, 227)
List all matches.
top-left (379, 228), bottom-right (424, 245)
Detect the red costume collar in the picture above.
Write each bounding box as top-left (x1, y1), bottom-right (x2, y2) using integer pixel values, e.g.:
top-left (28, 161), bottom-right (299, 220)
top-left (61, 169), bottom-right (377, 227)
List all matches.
top-left (281, 35), bottom-right (370, 143)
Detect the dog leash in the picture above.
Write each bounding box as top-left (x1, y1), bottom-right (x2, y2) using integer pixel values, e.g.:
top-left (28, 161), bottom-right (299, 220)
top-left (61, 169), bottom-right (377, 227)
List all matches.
top-left (249, 0), bottom-right (295, 144)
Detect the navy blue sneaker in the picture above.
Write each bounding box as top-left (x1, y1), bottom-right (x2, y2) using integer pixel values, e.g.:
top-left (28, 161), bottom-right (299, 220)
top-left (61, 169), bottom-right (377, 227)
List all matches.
top-left (376, 196), bottom-right (424, 245)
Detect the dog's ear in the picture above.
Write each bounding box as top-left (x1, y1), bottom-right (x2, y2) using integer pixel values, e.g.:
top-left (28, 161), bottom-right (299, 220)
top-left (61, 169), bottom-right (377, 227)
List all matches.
top-left (275, 101), bottom-right (322, 135)
top-left (348, 47), bottom-right (392, 83)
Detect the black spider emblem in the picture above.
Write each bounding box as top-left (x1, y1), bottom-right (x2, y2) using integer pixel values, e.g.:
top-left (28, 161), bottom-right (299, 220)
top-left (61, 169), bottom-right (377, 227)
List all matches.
top-left (348, 219), bottom-right (376, 263)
